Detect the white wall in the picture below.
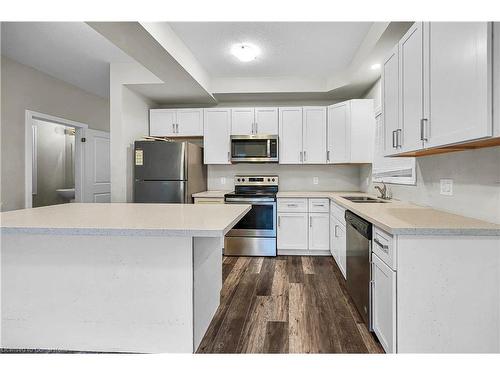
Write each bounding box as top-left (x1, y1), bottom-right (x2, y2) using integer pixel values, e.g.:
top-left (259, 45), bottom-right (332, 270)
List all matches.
top-left (208, 164), bottom-right (361, 192)
top-left (0, 56), bottom-right (109, 211)
top-left (109, 62), bottom-right (161, 202)
top-left (361, 78), bottom-right (500, 224)
top-left (363, 78), bottom-right (381, 110)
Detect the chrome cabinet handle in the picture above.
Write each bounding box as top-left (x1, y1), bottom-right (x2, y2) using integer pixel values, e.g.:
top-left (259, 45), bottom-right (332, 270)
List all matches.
top-left (313, 204), bottom-right (324, 207)
top-left (334, 224), bottom-right (339, 237)
top-left (309, 217), bottom-right (313, 227)
top-left (278, 215), bottom-right (281, 227)
top-left (300, 151), bottom-right (303, 163)
top-left (255, 122), bottom-right (258, 134)
top-left (172, 123), bottom-right (175, 133)
top-left (373, 238), bottom-right (389, 253)
top-left (327, 150), bottom-right (330, 162)
top-left (420, 118), bottom-right (428, 141)
top-left (303, 150), bottom-right (307, 162)
top-left (392, 130), bottom-right (396, 148)
top-left (176, 123), bottom-right (179, 133)
top-left (396, 129), bottom-right (402, 148)
top-left (227, 151), bottom-right (230, 162)
top-left (287, 204), bottom-right (298, 207)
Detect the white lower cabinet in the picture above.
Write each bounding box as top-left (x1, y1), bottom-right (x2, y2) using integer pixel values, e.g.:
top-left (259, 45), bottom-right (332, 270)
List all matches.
top-left (277, 198), bottom-right (330, 255)
top-left (308, 212), bottom-right (329, 250)
top-left (277, 212), bottom-right (308, 250)
top-left (372, 247), bottom-right (397, 353)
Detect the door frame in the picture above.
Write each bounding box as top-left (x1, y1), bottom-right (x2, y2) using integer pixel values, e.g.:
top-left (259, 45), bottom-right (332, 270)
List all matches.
top-left (24, 110), bottom-right (88, 208)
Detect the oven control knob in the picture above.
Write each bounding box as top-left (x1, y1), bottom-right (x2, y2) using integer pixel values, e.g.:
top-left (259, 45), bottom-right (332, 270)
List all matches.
top-left (242, 178), bottom-right (245, 182)
top-left (272, 178), bottom-right (275, 182)
top-left (237, 178), bottom-right (241, 182)
top-left (267, 178), bottom-right (271, 182)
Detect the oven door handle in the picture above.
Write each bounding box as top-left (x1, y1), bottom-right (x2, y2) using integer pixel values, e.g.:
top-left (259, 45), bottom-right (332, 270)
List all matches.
top-left (225, 198), bottom-right (276, 204)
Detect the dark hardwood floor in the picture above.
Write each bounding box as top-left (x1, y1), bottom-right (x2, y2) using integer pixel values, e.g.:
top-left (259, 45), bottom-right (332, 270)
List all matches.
top-left (197, 255), bottom-right (384, 354)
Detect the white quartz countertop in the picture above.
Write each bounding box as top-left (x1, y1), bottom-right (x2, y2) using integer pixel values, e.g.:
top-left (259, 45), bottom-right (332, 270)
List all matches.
top-left (192, 190), bottom-right (232, 198)
top-left (0, 203), bottom-right (251, 237)
top-left (277, 191), bottom-right (500, 236)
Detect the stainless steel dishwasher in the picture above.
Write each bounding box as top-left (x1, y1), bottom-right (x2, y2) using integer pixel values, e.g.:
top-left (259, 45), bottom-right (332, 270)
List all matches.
top-left (345, 210), bottom-right (373, 330)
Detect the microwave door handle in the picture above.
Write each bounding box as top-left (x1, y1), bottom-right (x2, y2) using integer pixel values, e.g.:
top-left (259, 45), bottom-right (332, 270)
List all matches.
top-left (267, 140), bottom-right (271, 157)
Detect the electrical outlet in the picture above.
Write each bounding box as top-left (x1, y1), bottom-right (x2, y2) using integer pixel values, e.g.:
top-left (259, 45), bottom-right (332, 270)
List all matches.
top-left (220, 177), bottom-right (226, 185)
top-left (313, 177), bottom-right (319, 185)
top-left (440, 179), bottom-right (453, 196)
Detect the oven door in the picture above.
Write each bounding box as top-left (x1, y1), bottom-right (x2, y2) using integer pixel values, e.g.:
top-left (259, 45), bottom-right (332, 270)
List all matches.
top-left (225, 197), bottom-right (276, 237)
top-left (231, 135), bottom-right (278, 163)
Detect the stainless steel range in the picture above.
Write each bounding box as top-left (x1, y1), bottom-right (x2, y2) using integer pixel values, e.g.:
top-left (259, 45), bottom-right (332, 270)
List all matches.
top-left (224, 175), bottom-right (278, 256)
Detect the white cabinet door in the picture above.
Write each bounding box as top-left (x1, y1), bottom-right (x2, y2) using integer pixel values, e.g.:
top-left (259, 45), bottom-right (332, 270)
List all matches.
top-left (277, 212), bottom-right (308, 250)
top-left (279, 107), bottom-right (303, 164)
top-left (255, 107), bottom-right (278, 135)
top-left (328, 102), bottom-right (350, 163)
top-left (372, 253), bottom-right (397, 353)
top-left (231, 108), bottom-right (255, 135)
top-left (203, 108), bottom-right (231, 164)
top-left (150, 109), bottom-right (176, 136)
top-left (302, 107), bottom-right (327, 164)
top-left (308, 212), bottom-right (329, 251)
top-left (382, 45), bottom-right (400, 155)
top-left (176, 109), bottom-right (203, 136)
top-left (425, 22), bottom-right (492, 148)
top-left (399, 22), bottom-right (425, 153)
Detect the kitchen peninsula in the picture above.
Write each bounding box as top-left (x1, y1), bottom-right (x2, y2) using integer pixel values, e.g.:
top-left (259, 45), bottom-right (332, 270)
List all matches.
top-left (0, 203), bottom-right (250, 353)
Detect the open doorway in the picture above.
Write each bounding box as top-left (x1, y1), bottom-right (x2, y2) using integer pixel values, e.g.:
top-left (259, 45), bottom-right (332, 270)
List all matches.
top-left (32, 120), bottom-right (78, 207)
top-left (25, 111), bottom-right (87, 209)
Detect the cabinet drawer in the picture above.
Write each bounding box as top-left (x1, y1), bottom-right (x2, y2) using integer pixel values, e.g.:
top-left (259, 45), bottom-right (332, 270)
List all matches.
top-left (277, 198), bottom-right (308, 212)
top-left (194, 197), bottom-right (225, 204)
top-left (330, 199), bottom-right (346, 221)
top-left (372, 226), bottom-right (396, 270)
top-left (308, 198), bottom-right (330, 213)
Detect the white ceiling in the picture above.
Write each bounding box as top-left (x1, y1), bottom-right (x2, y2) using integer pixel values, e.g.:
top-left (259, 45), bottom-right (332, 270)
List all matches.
top-left (1, 22), bottom-right (135, 98)
top-left (168, 22), bottom-right (373, 80)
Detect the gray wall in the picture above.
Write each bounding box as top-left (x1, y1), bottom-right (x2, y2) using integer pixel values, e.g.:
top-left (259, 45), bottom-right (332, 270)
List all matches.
top-left (32, 121), bottom-right (75, 207)
top-left (1, 56), bottom-right (110, 211)
top-left (361, 79), bottom-right (500, 224)
top-left (209, 164), bottom-right (362, 192)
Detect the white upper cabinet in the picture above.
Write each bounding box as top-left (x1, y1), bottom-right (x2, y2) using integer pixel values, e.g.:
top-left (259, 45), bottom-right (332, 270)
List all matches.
top-left (279, 107), bottom-right (304, 164)
top-left (327, 100), bottom-right (375, 164)
top-left (231, 108), bottom-right (255, 135)
top-left (425, 22), bottom-right (492, 148)
top-left (382, 22), bottom-right (494, 155)
top-left (203, 108), bottom-right (231, 164)
top-left (399, 22), bottom-right (425, 153)
top-left (231, 107), bottom-right (278, 135)
top-left (382, 45), bottom-right (400, 156)
top-left (150, 109), bottom-right (176, 136)
top-left (328, 102), bottom-right (349, 163)
top-left (254, 107), bottom-right (278, 134)
top-left (149, 108), bottom-right (203, 137)
top-left (302, 107), bottom-right (327, 164)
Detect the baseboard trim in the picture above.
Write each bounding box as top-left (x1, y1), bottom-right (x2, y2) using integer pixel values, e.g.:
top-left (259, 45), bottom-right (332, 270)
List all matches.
top-left (277, 249), bottom-right (331, 256)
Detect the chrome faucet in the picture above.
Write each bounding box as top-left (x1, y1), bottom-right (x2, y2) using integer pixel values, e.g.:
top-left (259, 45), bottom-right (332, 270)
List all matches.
top-left (374, 182), bottom-right (389, 200)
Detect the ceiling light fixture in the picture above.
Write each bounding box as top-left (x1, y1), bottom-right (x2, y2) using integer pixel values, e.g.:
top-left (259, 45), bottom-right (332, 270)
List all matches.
top-left (371, 63), bottom-right (381, 70)
top-left (231, 43), bottom-right (260, 62)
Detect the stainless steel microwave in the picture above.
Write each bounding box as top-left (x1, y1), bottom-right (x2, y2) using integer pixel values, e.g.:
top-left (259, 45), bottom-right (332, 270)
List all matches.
top-left (230, 135), bottom-right (279, 163)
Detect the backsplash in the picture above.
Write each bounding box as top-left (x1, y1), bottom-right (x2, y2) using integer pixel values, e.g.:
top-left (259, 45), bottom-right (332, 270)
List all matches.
top-left (208, 164), bottom-right (362, 192)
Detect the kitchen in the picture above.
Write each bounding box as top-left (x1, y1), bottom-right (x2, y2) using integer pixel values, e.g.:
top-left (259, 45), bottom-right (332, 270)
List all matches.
top-left (1, 9), bottom-right (500, 373)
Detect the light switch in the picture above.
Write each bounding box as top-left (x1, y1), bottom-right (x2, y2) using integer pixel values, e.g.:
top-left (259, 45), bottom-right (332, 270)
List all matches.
top-left (313, 177), bottom-right (319, 185)
top-left (220, 177), bottom-right (226, 185)
top-left (440, 179), bottom-right (453, 196)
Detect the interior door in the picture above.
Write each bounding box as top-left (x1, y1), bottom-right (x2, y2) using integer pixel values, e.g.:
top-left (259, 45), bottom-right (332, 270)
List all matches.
top-left (83, 129), bottom-right (110, 203)
top-left (382, 45), bottom-right (400, 156)
top-left (399, 22), bottom-right (425, 153)
top-left (176, 108), bottom-right (203, 136)
top-left (302, 107), bottom-right (327, 164)
top-left (426, 22), bottom-right (492, 148)
top-left (328, 102), bottom-right (350, 163)
top-left (231, 108), bottom-right (255, 135)
top-left (279, 107), bottom-right (303, 164)
top-left (254, 107), bottom-right (278, 134)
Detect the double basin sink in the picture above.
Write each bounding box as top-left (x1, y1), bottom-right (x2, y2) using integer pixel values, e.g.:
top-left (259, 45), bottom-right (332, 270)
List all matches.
top-left (342, 196), bottom-right (388, 204)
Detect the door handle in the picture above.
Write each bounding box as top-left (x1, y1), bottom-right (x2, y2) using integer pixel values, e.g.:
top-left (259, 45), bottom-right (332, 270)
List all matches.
top-left (334, 224), bottom-right (339, 237)
top-left (172, 123), bottom-right (175, 133)
top-left (227, 151), bottom-right (230, 162)
top-left (300, 151), bottom-right (303, 163)
top-left (303, 150), bottom-right (307, 162)
top-left (176, 123), bottom-right (179, 133)
top-left (373, 238), bottom-right (389, 253)
top-left (396, 129), bottom-right (402, 148)
top-left (392, 130), bottom-right (397, 148)
top-left (255, 122), bottom-right (258, 134)
top-left (327, 150), bottom-right (330, 162)
top-left (309, 217), bottom-right (312, 227)
top-left (278, 215), bottom-right (281, 227)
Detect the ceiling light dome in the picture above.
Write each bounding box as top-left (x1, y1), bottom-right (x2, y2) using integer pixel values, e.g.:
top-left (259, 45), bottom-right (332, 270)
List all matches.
top-left (231, 43), bottom-right (260, 62)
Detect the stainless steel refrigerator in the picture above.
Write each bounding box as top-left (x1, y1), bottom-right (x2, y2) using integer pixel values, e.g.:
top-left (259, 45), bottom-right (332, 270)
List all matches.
top-left (134, 141), bottom-right (207, 203)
